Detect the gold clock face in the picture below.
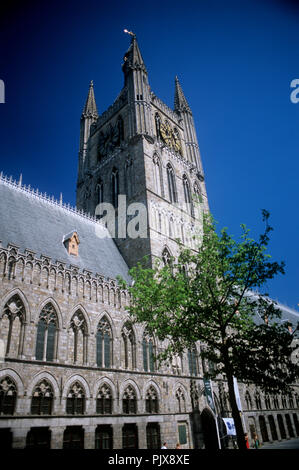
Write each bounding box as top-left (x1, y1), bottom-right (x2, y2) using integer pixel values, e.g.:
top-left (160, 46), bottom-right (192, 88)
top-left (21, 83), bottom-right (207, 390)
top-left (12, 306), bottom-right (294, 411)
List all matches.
top-left (159, 120), bottom-right (182, 155)
top-left (160, 121), bottom-right (173, 146)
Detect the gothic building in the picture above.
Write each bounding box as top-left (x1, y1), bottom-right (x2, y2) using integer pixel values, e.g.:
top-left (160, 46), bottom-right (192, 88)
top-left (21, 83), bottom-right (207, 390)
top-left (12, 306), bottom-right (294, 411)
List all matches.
top-left (0, 35), bottom-right (298, 449)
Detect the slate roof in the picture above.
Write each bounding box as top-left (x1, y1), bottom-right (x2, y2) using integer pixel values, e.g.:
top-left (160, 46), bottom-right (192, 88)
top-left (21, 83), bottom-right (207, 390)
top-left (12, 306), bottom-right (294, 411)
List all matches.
top-left (0, 176), bottom-right (131, 283)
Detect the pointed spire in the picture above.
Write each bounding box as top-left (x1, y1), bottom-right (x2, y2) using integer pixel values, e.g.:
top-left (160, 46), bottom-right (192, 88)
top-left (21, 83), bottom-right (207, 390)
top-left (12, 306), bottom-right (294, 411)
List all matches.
top-left (122, 32), bottom-right (147, 74)
top-left (174, 76), bottom-right (192, 114)
top-left (82, 80), bottom-right (98, 118)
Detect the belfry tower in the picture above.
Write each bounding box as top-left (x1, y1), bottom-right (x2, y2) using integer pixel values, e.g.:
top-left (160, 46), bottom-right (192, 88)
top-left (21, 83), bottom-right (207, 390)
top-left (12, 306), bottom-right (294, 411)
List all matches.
top-left (76, 34), bottom-right (209, 269)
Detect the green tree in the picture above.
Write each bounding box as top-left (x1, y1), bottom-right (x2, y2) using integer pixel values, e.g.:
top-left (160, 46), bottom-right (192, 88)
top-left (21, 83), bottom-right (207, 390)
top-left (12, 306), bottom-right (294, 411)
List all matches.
top-left (119, 211), bottom-right (299, 450)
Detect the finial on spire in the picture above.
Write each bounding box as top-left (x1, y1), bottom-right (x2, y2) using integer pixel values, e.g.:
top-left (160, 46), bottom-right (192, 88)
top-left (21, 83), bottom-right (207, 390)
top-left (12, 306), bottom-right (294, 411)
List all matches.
top-left (82, 80), bottom-right (98, 117)
top-left (124, 29), bottom-right (136, 38)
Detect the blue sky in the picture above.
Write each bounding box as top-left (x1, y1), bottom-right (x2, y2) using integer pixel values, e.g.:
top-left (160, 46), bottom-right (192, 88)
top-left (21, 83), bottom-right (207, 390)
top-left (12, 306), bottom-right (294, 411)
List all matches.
top-left (0, 0), bottom-right (298, 310)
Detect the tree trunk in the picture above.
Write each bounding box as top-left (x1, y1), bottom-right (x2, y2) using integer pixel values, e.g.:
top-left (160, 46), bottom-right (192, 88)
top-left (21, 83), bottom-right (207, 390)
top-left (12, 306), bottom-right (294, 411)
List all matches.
top-left (222, 348), bottom-right (247, 450)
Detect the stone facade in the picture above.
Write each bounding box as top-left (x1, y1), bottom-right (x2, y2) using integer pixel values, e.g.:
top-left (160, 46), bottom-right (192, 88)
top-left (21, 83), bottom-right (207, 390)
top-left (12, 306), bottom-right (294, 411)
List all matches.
top-left (0, 35), bottom-right (299, 449)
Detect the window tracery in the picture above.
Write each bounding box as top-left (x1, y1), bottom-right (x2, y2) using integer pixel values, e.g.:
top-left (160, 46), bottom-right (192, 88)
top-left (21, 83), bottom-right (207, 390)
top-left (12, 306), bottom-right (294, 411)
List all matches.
top-left (145, 386), bottom-right (159, 413)
top-left (31, 379), bottom-right (54, 415)
top-left (35, 303), bottom-right (58, 362)
top-left (96, 383), bottom-right (113, 414)
top-left (66, 381), bottom-right (85, 415)
top-left (96, 317), bottom-right (112, 368)
top-left (0, 294), bottom-right (25, 357)
top-left (123, 385), bottom-right (137, 414)
top-left (0, 376), bottom-right (17, 415)
top-left (122, 322), bottom-right (136, 369)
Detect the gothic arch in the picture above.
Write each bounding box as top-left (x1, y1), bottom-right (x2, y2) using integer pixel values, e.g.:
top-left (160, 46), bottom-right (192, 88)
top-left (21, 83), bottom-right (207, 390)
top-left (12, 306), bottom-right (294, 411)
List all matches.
top-left (161, 246), bottom-right (173, 266)
top-left (119, 379), bottom-right (141, 401)
top-left (166, 162), bottom-right (178, 203)
top-left (96, 314), bottom-right (113, 368)
top-left (201, 407), bottom-right (219, 450)
top-left (68, 304), bottom-right (91, 334)
top-left (0, 368), bottom-right (24, 396)
top-left (111, 167), bottom-right (119, 208)
top-left (174, 383), bottom-right (187, 413)
top-left (0, 288), bottom-right (30, 322)
top-left (119, 317), bottom-right (138, 340)
top-left (92, 376), bottom-right (117, 400)
top-left (27, 371), bottom-right (60, 399)
top-left (152, 152), bottom-right (164, 197)
top-left (174, 382), bottom-right (188, 397)
top-left (35, 297), bottom-right (62, 329)
top-left (142, 379), bottom-right (161, 401)
top-left (121, 319), bottom-right (137, 369)
top-left (62, 374), bottom-right (91, 399)
top-left (0, 290), bottom-right (28, 357)
top-left (94, 310), bottom-right (116, 338)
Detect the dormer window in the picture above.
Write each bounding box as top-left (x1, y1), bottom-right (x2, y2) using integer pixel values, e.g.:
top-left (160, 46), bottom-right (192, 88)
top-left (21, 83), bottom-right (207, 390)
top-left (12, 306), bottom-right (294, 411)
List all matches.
top-left (63, 231), bottom-right (80, 257)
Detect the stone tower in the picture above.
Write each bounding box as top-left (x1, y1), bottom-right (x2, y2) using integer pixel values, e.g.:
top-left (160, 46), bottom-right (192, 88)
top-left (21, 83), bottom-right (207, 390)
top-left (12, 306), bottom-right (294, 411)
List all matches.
top-left (76, 34), bottom-right (209, 269)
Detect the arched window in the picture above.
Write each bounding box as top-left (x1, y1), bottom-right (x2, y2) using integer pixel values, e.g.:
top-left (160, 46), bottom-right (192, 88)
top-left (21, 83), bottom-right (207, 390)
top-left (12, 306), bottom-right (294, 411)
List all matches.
top-left (162, 247), bottom-right (172, 267)
top-left (142, 330), bottom-right (155, 372)
top-left (176, 387), bottom-right (186, 413)
top-left (188, 345), bottom-right (198, 376)
top-left (0, 376), bottom-right (17, 415)
top-left (145, 386), bottom-right (159, 413)
top-left (35, 303), bottom-right (58, 362)
top-left (96, 317), bottom-right (112, 368)
top-left (96, 384), bottom-right (113, 414)
top-left (111, 168), bottom-right (119, 208)
top-left (123, 385), bottom-right (137, 414)
top-left (155, 113), bottom-right (161, 139)
top-left (69, 311), bottom-right (87, 365)
top-left (31, 379), bottom-right (54, 415)
top-left (66, 382), bottom-right (85, 415)
top-left (255, 392), bottom-right (262, 410)
top-left (122, 322), bottom-right (136, 369)
top-left (166, 163), bottom-right (177, 203)
top-left (183, 175), bottom-right (194, 216)
top-left (245, 391), bottom-right (252, 410)
top-left (0, 294), bottom-right (25, 357)
top-left (153, 154), bottom-right (163, 197)
top-left (96, 180), bottom-right (103, 205)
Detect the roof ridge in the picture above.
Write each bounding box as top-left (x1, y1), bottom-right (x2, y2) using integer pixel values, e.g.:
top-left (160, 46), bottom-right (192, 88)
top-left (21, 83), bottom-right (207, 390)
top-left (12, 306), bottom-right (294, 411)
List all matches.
top-left (0, 171), bottom-right (102, 226)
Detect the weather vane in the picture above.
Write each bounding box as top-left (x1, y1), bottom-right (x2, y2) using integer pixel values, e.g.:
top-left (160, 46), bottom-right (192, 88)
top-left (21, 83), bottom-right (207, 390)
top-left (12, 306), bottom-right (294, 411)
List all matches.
top-left (124, 29), bottom-right (136, 38)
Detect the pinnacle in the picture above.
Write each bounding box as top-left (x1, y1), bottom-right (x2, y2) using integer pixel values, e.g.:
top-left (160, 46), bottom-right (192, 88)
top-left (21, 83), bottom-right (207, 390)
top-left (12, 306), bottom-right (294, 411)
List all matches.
top-left (82, 80), bottom-right (98, 117)
top-left (174, 76), bottom-right (192, 114)
top-left (123, 34), bottom-right (147, 73)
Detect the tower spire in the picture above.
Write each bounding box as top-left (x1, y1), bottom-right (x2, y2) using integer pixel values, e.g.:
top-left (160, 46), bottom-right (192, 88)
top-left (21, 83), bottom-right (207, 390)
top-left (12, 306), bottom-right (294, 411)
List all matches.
top-left (82, 80), bottom-right (98, 118)
top-left (122, 32), bottom-right (147, 76)
top-left (174, 76), bottom-right (192, 114)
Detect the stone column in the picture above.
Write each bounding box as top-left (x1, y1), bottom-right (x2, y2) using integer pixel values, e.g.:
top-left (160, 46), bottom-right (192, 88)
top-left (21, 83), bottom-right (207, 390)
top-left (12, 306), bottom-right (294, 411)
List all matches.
top-left (51, 427), bottom-right (65, 449)
top-left (84, 425), bottom-right (96, 449)
top-left (113, 423), bottom-right (123, 449)
top-left (137, 422), bottom-right (147, 449)
top-left (12, 427), bottom-right (28, 449)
